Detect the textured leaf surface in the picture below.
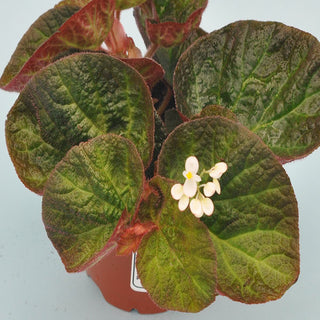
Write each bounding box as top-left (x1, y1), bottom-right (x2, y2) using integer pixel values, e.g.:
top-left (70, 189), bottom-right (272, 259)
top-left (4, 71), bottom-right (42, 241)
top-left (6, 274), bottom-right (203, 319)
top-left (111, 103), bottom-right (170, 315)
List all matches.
top-left (174, 20), bottom-right (320, 161)
top-left (5, 94), bottom-right (64, 194)
top-left (56, 0), bottom-right (146, 10)
top-left (152, 0), bottom-right (207, 23)
top-left (155, 28), bottom-right (206, 84)
top-left (1, 0), bottom-right (114, 91)
top-left (42, 134), bottom-right (145, 272)
top-left (0, 5), bottom-right (79, 91)
top-left (121, 57), bottom-right (164, 88)
top-left (136, 0), bottom-right (207, 47)
top-left (6, 52), bottom-right (154, 193)
top-left (191, 105), bottom-right (238, 122)
top-left (137, 176), bottom-right (216, 312)
top-left (146, 7), bottom-right (206, 47)
top-left (158, 117), bottom-right (299, 303)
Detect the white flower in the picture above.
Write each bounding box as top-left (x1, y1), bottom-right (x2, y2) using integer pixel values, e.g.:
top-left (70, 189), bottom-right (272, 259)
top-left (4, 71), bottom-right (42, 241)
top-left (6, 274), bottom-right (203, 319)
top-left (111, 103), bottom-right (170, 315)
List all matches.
top-left (182, 156), bottom-right (201, 197)
top-left (190, 194), bottom-right (214, 218)
top-left (171, 183), bottom-right (190, 211)
top-left (212, 178), bottom-right (221, 195)
top-left (170, 156), bottom-right (226, 219)
top-left (209, 162), bottom-right (228, 179)
top-left (203, 182), bottom-right (216, 197)
top-left (208, 162), bottom-right (227, 195)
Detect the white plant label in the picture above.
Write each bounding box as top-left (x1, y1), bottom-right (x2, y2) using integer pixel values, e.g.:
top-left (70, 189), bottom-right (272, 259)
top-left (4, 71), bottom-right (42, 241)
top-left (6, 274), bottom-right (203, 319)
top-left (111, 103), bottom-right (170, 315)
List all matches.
top-left (130, 252), bottom-right (147, 293)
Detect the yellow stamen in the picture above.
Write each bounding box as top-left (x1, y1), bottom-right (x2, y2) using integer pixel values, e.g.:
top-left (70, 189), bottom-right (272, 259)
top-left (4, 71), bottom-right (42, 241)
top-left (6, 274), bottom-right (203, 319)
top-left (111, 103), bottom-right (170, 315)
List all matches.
top-left (186, 171), bottom-right (193, 179)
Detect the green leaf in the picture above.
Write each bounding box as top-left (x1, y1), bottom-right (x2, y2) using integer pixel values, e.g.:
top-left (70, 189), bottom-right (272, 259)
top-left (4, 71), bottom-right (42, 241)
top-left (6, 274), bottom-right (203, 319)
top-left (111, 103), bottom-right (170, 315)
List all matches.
top-left (42, 134), bottom-right (145, 272)
top-left (56, 0), bottom-right (147, 10)
top-left (174, 20), bottom-right (320, 161)
top-left (145, 111), bottom-right (166, 179)
top-left (5, 94), bottom-right (65, 194)
top-left (158, 117), bottom-right (299, 303)
top-left (152, 0), bottom-right (208, 23)
top-left (1, 0), bottom-right (114, 91)
top-left (155, 28), bottom-right (207, 85)
top-left (6, 52), bottom-right (154, 193)
top-left (137, 176), bottom-right (216, 312)
top-left (164, 109), bottom-right (184, 134)
top-left (191, 105), bottom-right (238, 122)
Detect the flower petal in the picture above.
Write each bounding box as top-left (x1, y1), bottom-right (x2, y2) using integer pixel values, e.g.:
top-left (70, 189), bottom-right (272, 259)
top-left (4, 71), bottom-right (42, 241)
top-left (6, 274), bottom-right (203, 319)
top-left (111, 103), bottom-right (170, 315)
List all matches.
top-left (194, 174), bottom-right (201, 182)
top-left (204, 182), bottom-right (216, 197)
top-left (178, 195), bottom-right (189, 211)
top-left (209, 162), bottom-right (228, 179)
top-left (213, 178), bottom-right (221, 194)
top-left (183, 178), bottom-right (197, 197)
top-left (190, 198), bottom-right (203, 218)
top-left (171, 183), bottom-right (184, 200)
top-left (185, 156), bottom-right (199, 174)
top-left (201, 197), bottom-right (214, 216)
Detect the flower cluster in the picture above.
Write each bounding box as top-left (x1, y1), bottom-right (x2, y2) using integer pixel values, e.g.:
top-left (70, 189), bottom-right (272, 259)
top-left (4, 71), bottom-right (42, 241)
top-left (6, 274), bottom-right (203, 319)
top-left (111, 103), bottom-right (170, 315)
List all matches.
top-left (171, 156), bottom-right (227, 218)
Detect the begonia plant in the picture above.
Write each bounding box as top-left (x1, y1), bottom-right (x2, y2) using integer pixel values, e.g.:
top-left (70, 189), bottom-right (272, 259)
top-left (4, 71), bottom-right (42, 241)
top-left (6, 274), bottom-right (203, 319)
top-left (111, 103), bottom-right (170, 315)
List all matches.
top-left (2, 0), bottom-right (320, 313)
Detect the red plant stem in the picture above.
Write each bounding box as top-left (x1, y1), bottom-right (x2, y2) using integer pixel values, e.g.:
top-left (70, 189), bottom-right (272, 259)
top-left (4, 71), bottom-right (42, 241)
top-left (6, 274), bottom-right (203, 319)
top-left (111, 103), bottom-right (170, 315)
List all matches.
top-left (145, 43), bottom-right (159, 58)
top-left (157, 83), bottom-right (173, 116)
top-left (115, 10), bottom-right (120, 20)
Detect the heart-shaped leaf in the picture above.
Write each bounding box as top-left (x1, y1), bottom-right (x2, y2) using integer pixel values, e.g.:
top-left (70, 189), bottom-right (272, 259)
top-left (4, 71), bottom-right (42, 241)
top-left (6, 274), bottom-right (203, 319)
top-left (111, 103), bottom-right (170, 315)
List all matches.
top-left (56, 0), bottom-right (147, 10)
top-left (174, 20), bottom-right (320, 162)
top-left (42, 134), bottom-right (145, 272)
top-left (137, 176), bottom-right (216, 312)
top-left (158, 117), bottom-right (299, 303)
top-left (6, 52), bottom-right (154, 193)
top-left (1, 0), bottom-right (115, 91)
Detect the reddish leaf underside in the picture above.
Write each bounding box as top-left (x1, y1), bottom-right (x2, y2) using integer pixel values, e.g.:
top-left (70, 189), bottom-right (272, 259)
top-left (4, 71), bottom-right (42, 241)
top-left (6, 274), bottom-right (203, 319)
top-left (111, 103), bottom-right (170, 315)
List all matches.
top-left (116, 221), bottom-right (158, 255)
top-left (56, 0), bottom-right (148, 10)
top-left (121, 57), bottom-right (164, 88)
top-left (146, 5), bottom-right (207, 47)
top-left (1, 0), bottom-right (115, 91)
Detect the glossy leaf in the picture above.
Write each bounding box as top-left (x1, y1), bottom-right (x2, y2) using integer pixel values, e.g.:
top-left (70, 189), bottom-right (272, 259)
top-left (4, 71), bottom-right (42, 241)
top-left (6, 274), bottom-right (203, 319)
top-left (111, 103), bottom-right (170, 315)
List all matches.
top-left (42, 134), bottom-right (145, 272)
top-left (174, 20), bottom-right (320, 161)
top-left (158, 117), bottom-right (299, 303)
top-left (6, 52), bottom-right (154, 193)
top-left (56, 0), bottom-right (147, 10)
top-left (137, 176), bottom-right (216, 312)
top-left (1, 0), bottom-right (115, 91)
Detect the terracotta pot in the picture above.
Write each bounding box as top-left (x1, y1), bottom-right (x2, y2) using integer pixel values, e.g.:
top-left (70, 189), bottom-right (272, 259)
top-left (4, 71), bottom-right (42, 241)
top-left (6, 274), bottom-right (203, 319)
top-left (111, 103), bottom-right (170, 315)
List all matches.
top-left (87, 248), bottom-right (166, 314)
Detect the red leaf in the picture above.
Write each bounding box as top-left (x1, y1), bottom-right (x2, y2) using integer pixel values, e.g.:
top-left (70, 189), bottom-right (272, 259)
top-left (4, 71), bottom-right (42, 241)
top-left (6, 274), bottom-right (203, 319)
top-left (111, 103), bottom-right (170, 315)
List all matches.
top-left (121, 57), bottom-right (164, 88)
top-left (105, 17), bottom-right (132, 57)
top-left (117, 221), bottom-right (157, 256)
top-left (146, 2), bottom-right (207, 47)
top-left (2, 0), bottom-right (115, 91)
